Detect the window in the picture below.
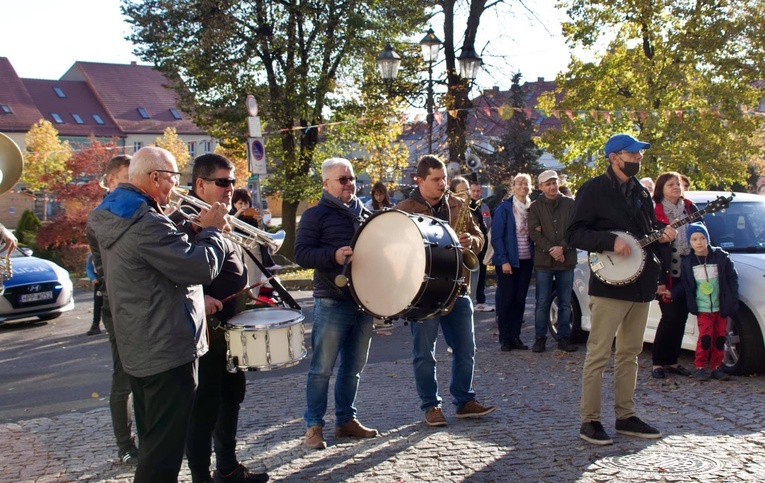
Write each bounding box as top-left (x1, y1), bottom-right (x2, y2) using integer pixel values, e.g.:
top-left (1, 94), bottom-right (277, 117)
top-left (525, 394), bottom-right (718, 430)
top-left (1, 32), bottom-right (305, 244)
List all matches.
top-left (0, 104), bottom-right (11, 114)
top-left (204, 140), bottom-right (212, 153)
top-left (71, 113), bottom-right (84, 124)
top-left (133, 142), bottom-right (143, 152)
top-left (188, 141), bottom-right (196, 157)
top-left (170, 108), bottom-right (182, 120)
top-left (92, 114), bottom-right (105, 125)
top-left (137, 107), bottom-right (150, 119)
top-left (53, 86), bottom-right (67, 98)
top-left (51, 113), bottom-right (64, 124)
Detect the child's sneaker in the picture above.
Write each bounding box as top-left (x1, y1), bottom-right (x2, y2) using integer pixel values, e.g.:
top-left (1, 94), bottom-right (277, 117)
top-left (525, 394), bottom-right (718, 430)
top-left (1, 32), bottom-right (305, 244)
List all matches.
top-left (694, 368), bottom-right (710, 381)
top-left (710, 368), bottom-right (730, 380)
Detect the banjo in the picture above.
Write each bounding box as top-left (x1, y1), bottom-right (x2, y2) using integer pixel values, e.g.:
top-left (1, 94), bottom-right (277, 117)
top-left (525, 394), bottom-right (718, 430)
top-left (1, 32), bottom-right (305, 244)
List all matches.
top-left (588, 194), bottom-right (733, 286)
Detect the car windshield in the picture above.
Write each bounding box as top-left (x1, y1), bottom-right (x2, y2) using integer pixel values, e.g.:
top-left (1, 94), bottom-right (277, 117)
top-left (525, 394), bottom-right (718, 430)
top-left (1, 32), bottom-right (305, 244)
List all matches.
top-left (697, 200), bottom-right (765, 252)
top-left (9, 248), bottom-right (30, 259)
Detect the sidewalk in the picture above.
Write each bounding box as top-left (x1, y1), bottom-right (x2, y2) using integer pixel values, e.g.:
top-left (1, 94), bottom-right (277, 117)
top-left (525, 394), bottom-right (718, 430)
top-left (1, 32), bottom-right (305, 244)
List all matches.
top-left (3, 290), bottom-right (765, 482)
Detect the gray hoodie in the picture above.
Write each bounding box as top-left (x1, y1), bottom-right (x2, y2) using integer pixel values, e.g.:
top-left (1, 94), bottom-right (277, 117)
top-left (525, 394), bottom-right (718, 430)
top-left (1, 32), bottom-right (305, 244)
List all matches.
top-left (87, 184), bottom-right (226, 377)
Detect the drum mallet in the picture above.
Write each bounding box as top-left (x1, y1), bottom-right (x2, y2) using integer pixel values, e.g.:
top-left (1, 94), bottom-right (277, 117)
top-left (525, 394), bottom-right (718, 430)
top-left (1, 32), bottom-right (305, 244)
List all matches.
top-left (335, 255), bottom-right (350, 287)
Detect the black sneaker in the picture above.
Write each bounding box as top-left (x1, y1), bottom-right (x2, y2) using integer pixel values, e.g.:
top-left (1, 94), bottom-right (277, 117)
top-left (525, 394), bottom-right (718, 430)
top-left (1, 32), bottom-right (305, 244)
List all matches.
top-left (557, 336), bottom-right (578, 352)
top-left (664, 365), bottom-right (692, 377)
top-left (710, 368), bottom-right (730, 381)
top-left (86, 325), bottom-right (101, 336)
top-left (214, 463), bottom-right (269, 483)
top-left (510, 337), bottom-right (529, 350)
top-left (579, 421), bottom-right (613, 445)
top-left (532, 336), bottom-right (547, 353)
top-left (500, 342), bottom-right (513, 352)
top-left (117, 445), bottom-right (139, 465)
top-left (651, 367), bottom-right (666, 379)
top-left (615, 416), bottom-right (662, 439)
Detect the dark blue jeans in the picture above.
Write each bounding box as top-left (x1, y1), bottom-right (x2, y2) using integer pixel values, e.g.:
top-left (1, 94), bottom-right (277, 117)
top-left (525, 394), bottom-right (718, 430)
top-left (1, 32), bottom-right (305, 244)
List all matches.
top-left (410, 295), bottom-right (477, 411)
top-left (495, 258), bottom-right (533, 344)
top-left (534, 269), bottom-right (574, 339)
top-left (305, 297), bottom-right (373, 428)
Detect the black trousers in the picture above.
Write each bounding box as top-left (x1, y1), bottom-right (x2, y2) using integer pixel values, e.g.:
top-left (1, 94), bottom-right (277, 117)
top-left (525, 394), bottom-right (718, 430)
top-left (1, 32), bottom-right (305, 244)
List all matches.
top-left (186, 326), bottom-right (247, 480)
top-left (131, 361), bottom-right (197, 483)
top-left (102, 296), bottom-right (135, 452)
top-left (652, 278), bottom-right (690, 366)
top-left (92, 282), bottom-right (103, 326)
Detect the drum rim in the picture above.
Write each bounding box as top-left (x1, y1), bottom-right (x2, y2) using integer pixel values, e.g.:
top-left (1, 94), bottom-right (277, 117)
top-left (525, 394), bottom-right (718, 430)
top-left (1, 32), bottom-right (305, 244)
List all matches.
top-left (225, 307), bottom-right (305, 329)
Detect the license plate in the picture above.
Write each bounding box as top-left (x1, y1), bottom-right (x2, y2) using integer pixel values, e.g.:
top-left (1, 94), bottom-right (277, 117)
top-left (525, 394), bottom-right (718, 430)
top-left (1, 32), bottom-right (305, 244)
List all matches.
top-left (20, 291), bottom-right (54, 303)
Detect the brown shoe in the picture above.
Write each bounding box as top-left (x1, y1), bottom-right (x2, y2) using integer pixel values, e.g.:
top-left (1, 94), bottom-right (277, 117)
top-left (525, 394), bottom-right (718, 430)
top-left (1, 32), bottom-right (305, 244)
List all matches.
top-left (334, 419), bottom-right (378, 438)
top-left (456, 400), bottom-right (496, 419)
top-left (424, 407), bottom-right (447, 427)
top-left (304, 425), bottom-right (327, 449)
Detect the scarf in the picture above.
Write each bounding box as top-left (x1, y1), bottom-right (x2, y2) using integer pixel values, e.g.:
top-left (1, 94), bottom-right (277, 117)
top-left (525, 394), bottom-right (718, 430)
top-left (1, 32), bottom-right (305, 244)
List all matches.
top-left (661, 198), bottom-right (691, 257)
top-left (321, 190), bottom-right (369, 229)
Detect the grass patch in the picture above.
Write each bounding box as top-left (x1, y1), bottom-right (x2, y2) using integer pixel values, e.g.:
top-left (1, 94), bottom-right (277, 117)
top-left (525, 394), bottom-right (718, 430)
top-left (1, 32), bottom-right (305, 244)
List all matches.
top-left (277, 267), bottom-right (313, 280)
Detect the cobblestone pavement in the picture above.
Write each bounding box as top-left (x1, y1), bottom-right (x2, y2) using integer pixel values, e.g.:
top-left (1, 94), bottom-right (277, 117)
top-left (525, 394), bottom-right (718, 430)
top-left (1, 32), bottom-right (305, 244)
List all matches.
top-left (3, 291), bottom-right (765, 482)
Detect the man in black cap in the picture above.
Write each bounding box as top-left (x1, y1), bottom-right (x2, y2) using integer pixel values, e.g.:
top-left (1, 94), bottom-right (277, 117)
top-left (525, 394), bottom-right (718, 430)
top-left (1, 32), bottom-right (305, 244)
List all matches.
top-left (566, 133), bottom-right (677, 445)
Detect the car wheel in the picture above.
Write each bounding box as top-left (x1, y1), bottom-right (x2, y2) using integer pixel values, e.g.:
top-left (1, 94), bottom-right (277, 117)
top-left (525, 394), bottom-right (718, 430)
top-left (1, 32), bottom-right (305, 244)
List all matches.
top-left (37, 313), bottom-right (62, 322)
top-left (722, 306), bottom-right (765, 375)
top-left (549, 294), bottom-right (587, 344)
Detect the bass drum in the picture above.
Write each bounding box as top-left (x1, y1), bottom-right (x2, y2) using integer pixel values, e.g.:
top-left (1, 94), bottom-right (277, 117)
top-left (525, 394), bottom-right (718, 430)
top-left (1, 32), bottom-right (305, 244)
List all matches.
top-left (348, 209), bottom-right (463, 321)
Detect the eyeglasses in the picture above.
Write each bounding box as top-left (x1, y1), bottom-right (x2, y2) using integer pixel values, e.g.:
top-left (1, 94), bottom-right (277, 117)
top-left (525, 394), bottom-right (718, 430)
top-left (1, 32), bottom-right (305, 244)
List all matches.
top-left (202, 177), bottom-right (237, 188)
top-left (330, 176), bottom-right (356, 185)
top-left (149, 170), bottom-right (182, 181)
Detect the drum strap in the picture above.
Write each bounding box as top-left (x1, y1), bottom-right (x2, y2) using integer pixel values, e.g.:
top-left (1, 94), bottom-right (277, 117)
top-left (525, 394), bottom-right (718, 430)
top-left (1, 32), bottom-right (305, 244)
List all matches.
top-left (242, 247), bottom-right (302, 311)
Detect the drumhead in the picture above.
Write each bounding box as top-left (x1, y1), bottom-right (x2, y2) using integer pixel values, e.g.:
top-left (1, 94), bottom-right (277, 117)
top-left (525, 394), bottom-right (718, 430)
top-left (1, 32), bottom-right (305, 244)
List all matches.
top-left (350, 210), bottom-right (430, 317)
top-left (226, 307), bottom-right (304, 329)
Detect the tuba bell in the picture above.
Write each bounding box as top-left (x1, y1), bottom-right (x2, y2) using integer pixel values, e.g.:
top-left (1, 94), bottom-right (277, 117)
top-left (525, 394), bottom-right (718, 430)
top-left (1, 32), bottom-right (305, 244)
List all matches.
top-left (0, 132), bottom-right (24, 281)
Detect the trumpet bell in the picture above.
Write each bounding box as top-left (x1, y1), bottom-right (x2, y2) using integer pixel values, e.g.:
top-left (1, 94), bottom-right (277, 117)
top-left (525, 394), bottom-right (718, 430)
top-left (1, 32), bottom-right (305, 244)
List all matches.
top-left (0, 132), bottom-right (24, 196)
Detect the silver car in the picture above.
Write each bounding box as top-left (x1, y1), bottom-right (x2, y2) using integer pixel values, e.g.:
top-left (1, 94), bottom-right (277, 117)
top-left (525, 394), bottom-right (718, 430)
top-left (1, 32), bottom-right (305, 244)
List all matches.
top-left (550, 191), bottom-right (765, 375)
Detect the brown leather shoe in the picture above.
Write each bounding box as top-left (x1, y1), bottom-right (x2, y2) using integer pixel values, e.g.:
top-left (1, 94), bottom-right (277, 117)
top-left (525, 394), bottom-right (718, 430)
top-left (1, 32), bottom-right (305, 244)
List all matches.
top-left (424, 407), bottom-right (447, 427)
top-left (304, 425), bottom-right (327, 449)
top-left (334, 419), bottom-right (378, 438)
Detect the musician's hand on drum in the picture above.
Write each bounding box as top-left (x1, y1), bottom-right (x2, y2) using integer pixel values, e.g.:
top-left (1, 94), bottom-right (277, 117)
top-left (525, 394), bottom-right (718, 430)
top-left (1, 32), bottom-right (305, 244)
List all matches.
top-left (335, 246), bottom-right (353, 265)
top-left (198, 202), bottom-right (229, 230)
top-left (614, 236), bottom-right (632, 256)
top-left (502, 262), bottom-right (513, 274)
top-left (204, 295), bottom-right (223, 315)
top-left (659, 224), bottom-right (678, 244)
top-left (459, 233), bottom-right (472, 249)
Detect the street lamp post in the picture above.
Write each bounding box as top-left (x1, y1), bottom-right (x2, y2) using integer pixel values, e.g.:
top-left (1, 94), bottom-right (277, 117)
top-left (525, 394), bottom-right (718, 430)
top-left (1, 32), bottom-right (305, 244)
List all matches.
top-left (419, 29), bottom-right (442, 154)
top-left (376, 30), bottom-right (482, 157)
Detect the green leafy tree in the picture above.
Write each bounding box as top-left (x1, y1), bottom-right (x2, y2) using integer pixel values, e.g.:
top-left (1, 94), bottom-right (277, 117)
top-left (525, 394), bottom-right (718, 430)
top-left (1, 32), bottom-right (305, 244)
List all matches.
top-left (537, 0), bottom-right (765, 190)
top-left (22, 120), bottom-right (72, 221)
top-left (122, 0), bottom-right (429, 258)
top-left (487, 73), bottom-right (544, 183)
top-left (14, 209), bottom-right (41, 248)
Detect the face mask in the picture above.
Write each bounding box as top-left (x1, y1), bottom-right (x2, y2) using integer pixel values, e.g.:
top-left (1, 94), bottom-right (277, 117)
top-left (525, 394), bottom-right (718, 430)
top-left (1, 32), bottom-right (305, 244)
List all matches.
top-left (621, 161), bottom-right (641, 177)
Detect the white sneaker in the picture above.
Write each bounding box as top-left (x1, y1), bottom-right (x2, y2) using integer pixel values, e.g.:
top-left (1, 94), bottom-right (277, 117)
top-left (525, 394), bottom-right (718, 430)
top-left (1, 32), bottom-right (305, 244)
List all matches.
top-left (475, 303), bottom-right (495, 312)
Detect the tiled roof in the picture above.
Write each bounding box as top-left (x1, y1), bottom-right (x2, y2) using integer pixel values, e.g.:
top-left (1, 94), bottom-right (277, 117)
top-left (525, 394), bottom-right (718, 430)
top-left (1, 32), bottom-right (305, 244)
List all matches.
top-left (0, 58), bottom-right (44, 133)
top-left (62, 61), bottom-right (204, 135)
top-left (21, 79), bottom-right (122, 138)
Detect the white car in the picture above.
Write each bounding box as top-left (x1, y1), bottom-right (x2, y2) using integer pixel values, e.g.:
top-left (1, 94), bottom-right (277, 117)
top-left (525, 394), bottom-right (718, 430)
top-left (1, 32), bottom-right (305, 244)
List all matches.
top-left (550, 191), bottom-right (765, 375)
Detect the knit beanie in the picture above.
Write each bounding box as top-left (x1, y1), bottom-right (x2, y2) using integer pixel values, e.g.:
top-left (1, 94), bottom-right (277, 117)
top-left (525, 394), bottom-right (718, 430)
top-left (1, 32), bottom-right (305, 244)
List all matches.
top-left (686, 222), bottom-right (709, 243)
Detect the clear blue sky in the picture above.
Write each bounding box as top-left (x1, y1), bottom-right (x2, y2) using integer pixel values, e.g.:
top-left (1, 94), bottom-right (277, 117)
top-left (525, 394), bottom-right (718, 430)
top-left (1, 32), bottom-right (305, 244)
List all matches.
top-left (1, 0), bottom-right (575, 88)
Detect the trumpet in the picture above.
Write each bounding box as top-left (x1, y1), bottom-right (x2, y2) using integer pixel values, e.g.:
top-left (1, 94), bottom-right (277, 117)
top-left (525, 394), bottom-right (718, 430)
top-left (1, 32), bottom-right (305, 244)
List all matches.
top-left (168, 187), bottom-right (285, 253)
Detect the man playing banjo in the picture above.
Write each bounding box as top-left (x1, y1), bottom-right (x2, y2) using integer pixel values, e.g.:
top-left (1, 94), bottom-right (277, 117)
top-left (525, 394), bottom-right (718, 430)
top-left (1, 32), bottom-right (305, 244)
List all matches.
top-left (566, 134), bottom-right (677, 446)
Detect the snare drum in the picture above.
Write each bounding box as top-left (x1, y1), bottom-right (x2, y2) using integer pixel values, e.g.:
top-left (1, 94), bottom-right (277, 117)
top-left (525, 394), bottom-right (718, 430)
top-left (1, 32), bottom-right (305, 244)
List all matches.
top-left (348, 209), bottom-right (463, 321)
top-left (224, 307), bottom-right (306, 372)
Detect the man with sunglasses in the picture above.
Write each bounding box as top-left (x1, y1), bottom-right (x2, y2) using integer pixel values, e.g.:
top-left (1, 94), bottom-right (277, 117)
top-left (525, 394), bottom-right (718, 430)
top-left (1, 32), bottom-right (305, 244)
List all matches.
top-left (295, 157), bottom-right (377, 450)
top-left (169, 154), bottom-right (268, 483)
top-left (396, 155), bottom-right (495, 427)
top-left (566, 133), bottom-right (676, 446)
top-left (88, 147), bottom-right (229, 482)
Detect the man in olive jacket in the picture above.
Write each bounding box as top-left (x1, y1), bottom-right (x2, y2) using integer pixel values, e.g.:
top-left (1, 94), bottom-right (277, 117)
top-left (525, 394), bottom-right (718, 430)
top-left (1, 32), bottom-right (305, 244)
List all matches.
top-left (88, 147), bottom-right (228, 483)
top-left (528, 170), bottom-right (578, 353)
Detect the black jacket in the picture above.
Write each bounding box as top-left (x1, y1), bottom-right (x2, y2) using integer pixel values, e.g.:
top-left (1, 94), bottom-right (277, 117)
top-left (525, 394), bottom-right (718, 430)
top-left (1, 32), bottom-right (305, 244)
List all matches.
top-left (565, 168), bottom-right (664, 302)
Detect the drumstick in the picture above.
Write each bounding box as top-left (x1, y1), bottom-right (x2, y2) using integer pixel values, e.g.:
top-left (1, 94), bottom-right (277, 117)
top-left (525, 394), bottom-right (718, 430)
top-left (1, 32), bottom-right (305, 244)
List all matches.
top-left (220, 276), bottom-right (274, 304)
top-left (334, 255), bottom-right (350, 287)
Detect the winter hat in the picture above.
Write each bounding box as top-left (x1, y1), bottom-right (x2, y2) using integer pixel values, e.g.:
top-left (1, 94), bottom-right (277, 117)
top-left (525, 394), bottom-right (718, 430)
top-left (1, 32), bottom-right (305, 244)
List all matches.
top-left (686, 222), bottom-right (709, 243)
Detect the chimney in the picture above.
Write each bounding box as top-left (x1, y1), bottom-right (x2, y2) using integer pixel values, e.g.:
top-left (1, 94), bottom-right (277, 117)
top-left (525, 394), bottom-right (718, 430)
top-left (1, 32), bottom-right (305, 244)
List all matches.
top-left (537, 77), bottom-right (544, 83)
top-left (131, 61), bottom-right (137, 66)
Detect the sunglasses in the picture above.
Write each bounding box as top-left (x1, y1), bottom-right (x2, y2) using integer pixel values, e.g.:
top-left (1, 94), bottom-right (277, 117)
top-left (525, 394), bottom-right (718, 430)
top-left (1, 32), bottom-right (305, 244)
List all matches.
top-left (330, 176), bottom-right (356, 185)
top-left (203, 177), bottom-right (237, 188)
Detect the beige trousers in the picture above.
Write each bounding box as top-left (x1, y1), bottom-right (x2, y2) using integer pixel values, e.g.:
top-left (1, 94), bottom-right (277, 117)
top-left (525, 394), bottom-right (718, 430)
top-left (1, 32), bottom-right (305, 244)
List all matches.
top-left (580, 295), bottom-right (650, 423)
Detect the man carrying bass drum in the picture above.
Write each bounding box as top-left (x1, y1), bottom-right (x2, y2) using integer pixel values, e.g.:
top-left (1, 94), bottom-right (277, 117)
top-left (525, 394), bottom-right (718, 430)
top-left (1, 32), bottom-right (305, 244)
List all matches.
top-left (295, 157), bottom-right (378, 450)
top-left (566, 133), bottom-right (676, 446)
top-left (396, 155), bottom-right (495, 428)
